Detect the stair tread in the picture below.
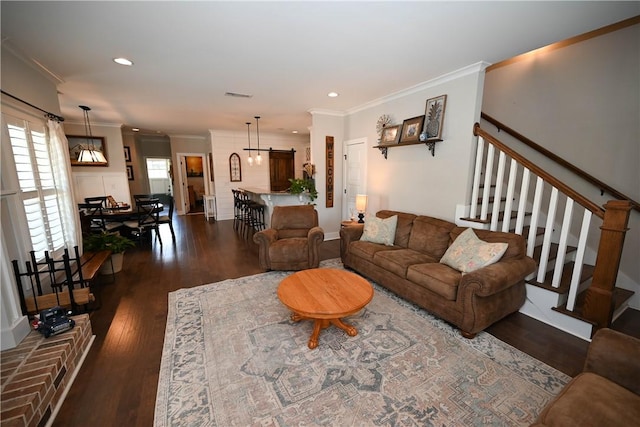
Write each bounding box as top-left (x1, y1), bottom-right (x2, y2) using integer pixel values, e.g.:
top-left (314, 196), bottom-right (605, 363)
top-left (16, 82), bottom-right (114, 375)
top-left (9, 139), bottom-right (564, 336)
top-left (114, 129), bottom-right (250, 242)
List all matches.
top-left (613, 288), bottom-right (635, 311)
top-left (532, 242), bottom-right (577, 263)
top-left (460, 211), bottom-right (531, 224)
top-left (526, 262), bottom-right (595, 294)
top-left (553, 287), bottom-right (634, 326)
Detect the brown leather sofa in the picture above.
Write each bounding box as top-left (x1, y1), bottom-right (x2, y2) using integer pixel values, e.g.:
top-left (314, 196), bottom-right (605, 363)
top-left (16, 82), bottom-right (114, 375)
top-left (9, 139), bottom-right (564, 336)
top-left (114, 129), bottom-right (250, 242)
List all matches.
top-left (254, 205), bottom-right (324, 271)
top-left (532, 328), bottom-right (640, 426)
top-left (340, 210), bottom-right (536, 338)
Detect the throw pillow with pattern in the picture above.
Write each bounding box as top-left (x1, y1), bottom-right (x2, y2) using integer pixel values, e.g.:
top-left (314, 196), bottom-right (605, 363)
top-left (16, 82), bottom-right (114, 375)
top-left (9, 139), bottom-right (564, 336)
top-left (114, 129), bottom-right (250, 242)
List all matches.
top-left (360, 214), bottom-right (398, 246)
top-left (440, 227), bottom-right (508, 273)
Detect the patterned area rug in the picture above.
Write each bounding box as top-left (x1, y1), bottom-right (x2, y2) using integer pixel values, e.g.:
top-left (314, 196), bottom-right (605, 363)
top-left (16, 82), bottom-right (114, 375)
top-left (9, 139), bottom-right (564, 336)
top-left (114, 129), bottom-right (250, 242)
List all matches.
top-left (155, 259), bottom-right (569, 426)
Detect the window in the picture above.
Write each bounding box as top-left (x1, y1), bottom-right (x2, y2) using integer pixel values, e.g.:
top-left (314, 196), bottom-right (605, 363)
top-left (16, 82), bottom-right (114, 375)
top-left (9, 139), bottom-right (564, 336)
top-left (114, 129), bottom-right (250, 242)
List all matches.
top-left (4, 115), bottom-right (67, 255)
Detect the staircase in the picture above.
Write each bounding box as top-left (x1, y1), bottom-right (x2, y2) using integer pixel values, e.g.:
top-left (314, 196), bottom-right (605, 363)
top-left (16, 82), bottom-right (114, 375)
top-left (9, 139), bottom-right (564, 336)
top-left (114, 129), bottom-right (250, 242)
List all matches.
top-left (458, 120), bottom-right (634, 340)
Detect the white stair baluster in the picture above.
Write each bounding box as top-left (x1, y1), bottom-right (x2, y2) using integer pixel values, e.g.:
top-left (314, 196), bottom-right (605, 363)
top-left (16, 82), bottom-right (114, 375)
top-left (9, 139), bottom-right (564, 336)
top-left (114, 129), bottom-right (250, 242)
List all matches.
top-left (551, 198), bottom-right (574, 288)
top-left (537, 187), bottom-right (559, 284)
top-left (567, 209), bottom-right (593, 311)
top-left (515, 167), bottom-right (530, 236)
top-left (481, 144), bottom-right (495, 221)
top-left (491, 151), bottom-right (506, 231)
top-left (470, 137), bottom-right (484, 219)
top-left (501, 158), bottom-right (518, 233)
top-left (527, 176), bottom-right (544, 259)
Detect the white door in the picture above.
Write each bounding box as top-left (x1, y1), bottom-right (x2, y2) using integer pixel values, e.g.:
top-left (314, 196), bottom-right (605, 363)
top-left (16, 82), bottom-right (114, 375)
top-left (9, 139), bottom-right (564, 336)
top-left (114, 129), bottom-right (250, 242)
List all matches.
top-left (146, 158), bottom-right (172, 194)
top-left (343, 138), bottom-right (367, 220)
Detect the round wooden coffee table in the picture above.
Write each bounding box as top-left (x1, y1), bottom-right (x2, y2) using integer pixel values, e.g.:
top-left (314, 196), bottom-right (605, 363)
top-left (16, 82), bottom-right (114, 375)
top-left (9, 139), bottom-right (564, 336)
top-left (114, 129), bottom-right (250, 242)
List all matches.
top-left (277, 268), bottom-right (374, 349)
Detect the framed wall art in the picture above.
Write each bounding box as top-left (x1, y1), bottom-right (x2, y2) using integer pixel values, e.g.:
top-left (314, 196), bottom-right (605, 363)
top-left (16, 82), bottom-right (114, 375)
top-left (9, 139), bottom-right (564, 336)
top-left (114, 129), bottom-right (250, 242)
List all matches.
top-left (66, 135), bottom-right (108, 166)
top-left (229, 153), bottom-right (241, 182)
top-left (424, 94), bottom-right (447, 139)
top-left (124, 146), bottom-right (131, 162)
top-left (126, 165), bottom-right (134, 181)
top-left (399, 115), bottom-right (425, 143)
top-left (379, 124), bottom-right (401, 145)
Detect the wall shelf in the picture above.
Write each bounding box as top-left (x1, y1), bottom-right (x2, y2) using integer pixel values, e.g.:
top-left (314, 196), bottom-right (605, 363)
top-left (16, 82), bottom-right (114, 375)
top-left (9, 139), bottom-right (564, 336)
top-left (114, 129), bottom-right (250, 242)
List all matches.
top-left (373, 138), bottom-right (442, 159)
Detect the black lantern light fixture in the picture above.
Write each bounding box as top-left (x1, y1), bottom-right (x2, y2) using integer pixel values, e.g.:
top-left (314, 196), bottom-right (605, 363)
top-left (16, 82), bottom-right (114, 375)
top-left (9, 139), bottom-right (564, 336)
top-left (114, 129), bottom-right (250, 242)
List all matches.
top-left (246, 121), bottom-right (253, 166)
top-left (254, 116), bottom-right (262, 166)
top-left (77, 105), bottom-right (107, 163)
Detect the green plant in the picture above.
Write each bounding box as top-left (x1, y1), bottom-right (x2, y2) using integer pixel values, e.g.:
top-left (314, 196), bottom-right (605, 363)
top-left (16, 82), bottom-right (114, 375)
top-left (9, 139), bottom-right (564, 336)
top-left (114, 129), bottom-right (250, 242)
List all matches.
top-left (83, 231), bottom-right (136, 254)
top-left (288, 178), bottom-right (318, 201)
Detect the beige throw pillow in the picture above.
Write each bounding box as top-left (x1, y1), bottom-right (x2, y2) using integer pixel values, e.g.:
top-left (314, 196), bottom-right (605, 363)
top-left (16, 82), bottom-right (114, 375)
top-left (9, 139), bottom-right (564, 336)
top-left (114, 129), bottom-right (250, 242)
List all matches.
top-left (440, 227), bottom-right (508, 273)
top-left (360, 214), bottom-right (398, 246)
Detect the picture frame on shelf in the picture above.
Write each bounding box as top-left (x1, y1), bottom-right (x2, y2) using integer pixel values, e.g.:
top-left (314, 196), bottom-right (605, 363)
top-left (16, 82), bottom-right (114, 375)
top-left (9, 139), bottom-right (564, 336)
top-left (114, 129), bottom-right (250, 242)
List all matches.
top-left (124, 146), bottom-right (131, 162)
top-left (126, 165), bottom-right (134, 181)
top-left (66, 135), bottom-right (108, 166)
top-left (379, 124), bottom-right (401, 145)
top-left (399, 115), bottom-right (425, 143)
top-left (424, 94), bottom-right (447, 139)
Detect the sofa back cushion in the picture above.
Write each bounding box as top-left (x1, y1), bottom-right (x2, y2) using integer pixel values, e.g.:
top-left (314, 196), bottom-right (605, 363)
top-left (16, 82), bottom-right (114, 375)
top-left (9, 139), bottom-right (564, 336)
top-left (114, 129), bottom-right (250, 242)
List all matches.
top-left (377, 210), bottom-right (416, 247)
top-left (407, 216), bottom-right (456, 259)
top-left (450, 226), bottom-right (526, 260)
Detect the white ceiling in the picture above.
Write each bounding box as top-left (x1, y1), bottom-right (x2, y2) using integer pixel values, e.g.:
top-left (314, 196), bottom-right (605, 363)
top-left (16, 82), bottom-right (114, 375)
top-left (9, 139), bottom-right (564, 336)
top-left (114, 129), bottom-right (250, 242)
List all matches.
top-left (2, 1), bottom-right (638, 136)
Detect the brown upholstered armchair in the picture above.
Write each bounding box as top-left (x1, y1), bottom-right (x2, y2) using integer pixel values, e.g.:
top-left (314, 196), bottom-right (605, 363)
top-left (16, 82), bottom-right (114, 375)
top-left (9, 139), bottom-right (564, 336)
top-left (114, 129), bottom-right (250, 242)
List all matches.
top-left (253, 205), bottom-right (324, 270)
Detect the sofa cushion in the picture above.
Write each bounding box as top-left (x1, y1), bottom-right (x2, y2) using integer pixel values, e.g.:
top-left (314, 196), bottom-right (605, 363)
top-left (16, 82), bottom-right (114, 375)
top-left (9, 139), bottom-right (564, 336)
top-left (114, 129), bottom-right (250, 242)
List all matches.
top-left (535, 372), bottom-right (640, 426)
top-left (450, 226), bottom-right (525, 261)
top-left (440, 228), bottom-right (508, 273)
top-left (377, 210), bottom-right (417, 248)
top-left (407, 216), bottom-right (457, 259)
top-left (360, 214), bottom-right (398, 246)
top-left (349, 241), bottom-right (401, 262)
top-left (373, 249), bottom-right (436, 279)
top-left (407, 263), bottom-right (461, 301)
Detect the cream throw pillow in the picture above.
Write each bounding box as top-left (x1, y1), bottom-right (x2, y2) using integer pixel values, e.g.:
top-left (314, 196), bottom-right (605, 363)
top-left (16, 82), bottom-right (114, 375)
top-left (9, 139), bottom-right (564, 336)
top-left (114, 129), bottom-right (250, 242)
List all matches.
top-left (440, 228), bottom-right (508, 273)
top-left (360, 214), bottom-right (398, 246)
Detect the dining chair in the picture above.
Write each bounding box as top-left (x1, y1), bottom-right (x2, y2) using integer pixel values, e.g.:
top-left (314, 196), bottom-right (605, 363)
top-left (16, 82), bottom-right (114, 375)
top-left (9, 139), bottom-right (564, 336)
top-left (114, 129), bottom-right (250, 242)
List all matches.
top-left (78, 202), bottom-right (123, 234)
top-left (157, 196), bottom-right (175, 240)
top-left (123, 198), bottom-right (162, 245)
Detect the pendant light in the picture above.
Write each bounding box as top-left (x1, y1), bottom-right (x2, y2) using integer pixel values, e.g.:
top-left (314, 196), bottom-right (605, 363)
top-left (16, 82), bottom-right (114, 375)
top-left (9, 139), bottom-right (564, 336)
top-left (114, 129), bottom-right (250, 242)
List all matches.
top-left (77, 105), bottom-right (107, 163)
top-left (254, 116), bottom-right (262, 166)
top-left (246, 122), bottom-right (254, 166)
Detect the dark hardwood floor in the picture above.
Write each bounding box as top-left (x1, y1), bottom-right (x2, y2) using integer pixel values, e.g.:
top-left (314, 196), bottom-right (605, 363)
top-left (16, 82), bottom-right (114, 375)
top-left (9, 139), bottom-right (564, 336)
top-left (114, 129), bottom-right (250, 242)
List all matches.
top-left (53, 215), bottom-right (640, 426)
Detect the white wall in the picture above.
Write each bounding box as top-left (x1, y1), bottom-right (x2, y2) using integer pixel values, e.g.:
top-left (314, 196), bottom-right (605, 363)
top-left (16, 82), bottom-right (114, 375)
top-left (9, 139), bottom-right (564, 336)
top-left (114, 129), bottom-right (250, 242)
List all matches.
top-left (335, 64), bottom-right (488, 225)
top-left (482, 22), bottom-right (639, 307)
top-left (210, 129), bottom-right (309, 220)
top-left (309, 111), bottom-right (346, 240)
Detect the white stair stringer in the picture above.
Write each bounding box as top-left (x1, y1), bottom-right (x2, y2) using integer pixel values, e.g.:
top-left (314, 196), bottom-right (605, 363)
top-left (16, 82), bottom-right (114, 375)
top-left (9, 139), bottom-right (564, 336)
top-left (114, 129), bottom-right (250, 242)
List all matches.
top-left (520, 283), bottom-right (593, 341)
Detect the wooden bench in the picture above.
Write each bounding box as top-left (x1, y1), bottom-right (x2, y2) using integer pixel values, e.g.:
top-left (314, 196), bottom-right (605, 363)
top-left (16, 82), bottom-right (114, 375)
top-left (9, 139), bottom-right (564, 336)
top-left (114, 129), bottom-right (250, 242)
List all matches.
top-left (78, 249), bottom-right (113, 285)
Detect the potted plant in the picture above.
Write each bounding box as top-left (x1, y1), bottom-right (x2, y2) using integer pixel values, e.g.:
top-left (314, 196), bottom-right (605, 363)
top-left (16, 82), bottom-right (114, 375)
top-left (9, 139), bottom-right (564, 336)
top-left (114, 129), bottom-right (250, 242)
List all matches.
top-left (83, 231), bottom-right (135, 274)
top-left (288, 178), bottom-right (318, 202)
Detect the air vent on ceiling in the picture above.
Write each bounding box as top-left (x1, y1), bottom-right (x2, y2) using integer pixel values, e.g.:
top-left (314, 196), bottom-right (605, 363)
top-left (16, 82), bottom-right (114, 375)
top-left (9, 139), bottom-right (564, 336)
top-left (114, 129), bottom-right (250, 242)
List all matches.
top-left (225, 92), bottom-right (253, 98)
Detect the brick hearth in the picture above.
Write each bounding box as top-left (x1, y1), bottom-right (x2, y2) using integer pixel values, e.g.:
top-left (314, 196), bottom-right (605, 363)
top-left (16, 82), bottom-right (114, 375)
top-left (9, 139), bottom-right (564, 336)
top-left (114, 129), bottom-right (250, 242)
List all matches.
top-left (0, 315), bottom-right (93, 427)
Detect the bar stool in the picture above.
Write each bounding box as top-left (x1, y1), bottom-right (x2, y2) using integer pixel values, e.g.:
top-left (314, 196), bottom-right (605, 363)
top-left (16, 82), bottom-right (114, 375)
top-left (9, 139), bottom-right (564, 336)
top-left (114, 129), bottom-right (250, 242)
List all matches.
top-left (246, 202), bottom-right (266, 234)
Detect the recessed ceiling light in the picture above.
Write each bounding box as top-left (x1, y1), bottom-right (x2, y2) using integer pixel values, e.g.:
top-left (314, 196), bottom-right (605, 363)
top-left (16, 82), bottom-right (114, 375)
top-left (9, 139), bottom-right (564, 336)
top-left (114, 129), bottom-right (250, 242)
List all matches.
top-left (327, 92), bottom-right (339, 98)
top-left (114, 57), bottom-right (133, 66)
top-left (292, 130), bottom-right (298, 134)
top-left (132, 128), bottom-right (140, 132)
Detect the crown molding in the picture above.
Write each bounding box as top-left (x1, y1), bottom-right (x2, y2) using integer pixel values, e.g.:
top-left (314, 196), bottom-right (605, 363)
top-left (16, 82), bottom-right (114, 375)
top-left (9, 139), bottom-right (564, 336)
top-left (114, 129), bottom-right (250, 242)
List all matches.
top-left (347, 62), bottom-right (491, 115)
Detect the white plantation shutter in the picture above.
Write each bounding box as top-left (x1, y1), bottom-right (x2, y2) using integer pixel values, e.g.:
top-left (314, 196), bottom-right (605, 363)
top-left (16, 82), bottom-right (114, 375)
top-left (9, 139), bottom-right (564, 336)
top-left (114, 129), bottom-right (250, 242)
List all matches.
top-left (4, 116), bottom-right (70, 256)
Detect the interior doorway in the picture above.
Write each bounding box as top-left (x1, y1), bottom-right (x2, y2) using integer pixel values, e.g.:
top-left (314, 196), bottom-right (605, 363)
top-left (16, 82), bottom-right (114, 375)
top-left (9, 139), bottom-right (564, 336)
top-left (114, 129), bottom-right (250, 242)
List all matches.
top-left (343, 138), bottom-right (367, 220)
top-left (269, 150), bottom-right (295, 191)
top-left (176, 153), bottom-right (209, 215)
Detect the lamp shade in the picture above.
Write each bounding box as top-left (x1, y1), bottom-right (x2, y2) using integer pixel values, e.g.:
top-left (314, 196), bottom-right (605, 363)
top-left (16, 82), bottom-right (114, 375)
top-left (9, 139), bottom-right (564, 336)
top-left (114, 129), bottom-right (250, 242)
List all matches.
top-left (355, 194), bottom-right (368, 212)
top-left (78, 148), bottom-right (107, 163)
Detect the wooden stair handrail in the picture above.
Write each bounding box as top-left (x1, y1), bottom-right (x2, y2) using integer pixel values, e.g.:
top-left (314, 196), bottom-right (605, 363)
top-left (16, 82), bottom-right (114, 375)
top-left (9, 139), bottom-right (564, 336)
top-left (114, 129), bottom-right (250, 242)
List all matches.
top-left (481, 112), bottom-right (640, 212)
top-left (474, 123), bottom-right (606, 219)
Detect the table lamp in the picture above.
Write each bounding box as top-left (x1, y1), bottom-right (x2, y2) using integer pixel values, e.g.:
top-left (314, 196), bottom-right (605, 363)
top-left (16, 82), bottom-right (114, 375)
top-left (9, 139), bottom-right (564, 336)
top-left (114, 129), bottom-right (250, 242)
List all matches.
top-left (355, 194), bottom-right (368, 223)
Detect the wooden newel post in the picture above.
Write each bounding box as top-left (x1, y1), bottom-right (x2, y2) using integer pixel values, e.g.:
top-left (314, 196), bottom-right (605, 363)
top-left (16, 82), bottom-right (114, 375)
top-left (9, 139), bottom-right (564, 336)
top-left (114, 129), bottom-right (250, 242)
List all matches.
top-left (583, 200), bottom-right (632, 332)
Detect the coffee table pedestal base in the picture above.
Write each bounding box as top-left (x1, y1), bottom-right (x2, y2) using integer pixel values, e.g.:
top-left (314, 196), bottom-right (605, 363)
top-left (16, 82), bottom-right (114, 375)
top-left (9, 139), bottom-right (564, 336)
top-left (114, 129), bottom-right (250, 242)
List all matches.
top-left (290, 313), bottom-right (358, 349)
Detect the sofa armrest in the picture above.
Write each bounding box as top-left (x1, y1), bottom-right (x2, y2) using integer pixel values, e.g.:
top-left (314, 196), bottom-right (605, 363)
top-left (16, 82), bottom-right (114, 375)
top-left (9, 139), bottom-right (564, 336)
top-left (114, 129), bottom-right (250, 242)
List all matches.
top-left (253, 229), bottom-right (278, 269)
top-left (459, 256), bottom-right (536, 297)
top-left (584, 328), bottom-right (640, 395)
top-left (339, 224), bottom-right (364, 261)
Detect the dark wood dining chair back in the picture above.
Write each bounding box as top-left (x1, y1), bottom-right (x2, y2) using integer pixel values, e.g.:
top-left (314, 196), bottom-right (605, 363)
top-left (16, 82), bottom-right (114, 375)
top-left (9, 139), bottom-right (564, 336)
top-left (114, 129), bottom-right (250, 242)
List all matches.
top-left (123, 198), bottom-right (162, 245)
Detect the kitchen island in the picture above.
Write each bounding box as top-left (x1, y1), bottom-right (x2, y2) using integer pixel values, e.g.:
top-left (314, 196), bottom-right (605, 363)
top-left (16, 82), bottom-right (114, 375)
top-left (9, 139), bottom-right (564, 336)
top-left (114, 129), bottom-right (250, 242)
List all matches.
top-left (239, 187), bottom-right (312, 228)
